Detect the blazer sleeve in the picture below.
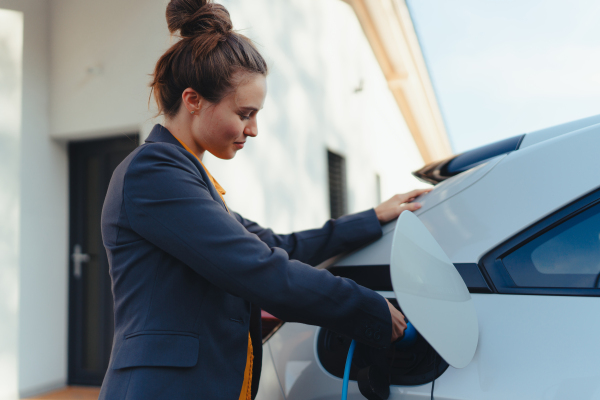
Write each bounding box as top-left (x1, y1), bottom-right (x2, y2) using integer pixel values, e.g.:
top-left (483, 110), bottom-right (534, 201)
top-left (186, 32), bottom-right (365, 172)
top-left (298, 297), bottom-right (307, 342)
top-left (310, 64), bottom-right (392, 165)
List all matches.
top-left (232, 210), bottom-right (382, 266)
top-left (123, 144), bottom-right (392, 347)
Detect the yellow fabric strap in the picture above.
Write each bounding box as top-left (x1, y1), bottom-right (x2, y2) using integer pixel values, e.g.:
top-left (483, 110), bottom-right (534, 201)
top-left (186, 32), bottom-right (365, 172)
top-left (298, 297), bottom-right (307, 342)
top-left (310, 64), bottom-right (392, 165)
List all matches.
top-left (172, 135), bottom-right (253, 400)
top-left (240, 333), bottom-right (254, 400)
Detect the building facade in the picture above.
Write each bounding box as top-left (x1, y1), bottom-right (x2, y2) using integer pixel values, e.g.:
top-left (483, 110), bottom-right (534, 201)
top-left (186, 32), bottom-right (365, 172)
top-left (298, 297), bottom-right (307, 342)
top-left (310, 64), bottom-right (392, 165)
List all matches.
top-left (0, 0), bottom-right (450, 398)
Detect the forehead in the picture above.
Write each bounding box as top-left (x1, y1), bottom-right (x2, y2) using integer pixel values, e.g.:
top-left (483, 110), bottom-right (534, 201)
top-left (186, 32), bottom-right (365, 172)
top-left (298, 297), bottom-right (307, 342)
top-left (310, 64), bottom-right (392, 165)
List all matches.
top-left (231, 73), bottom-right (267, 107)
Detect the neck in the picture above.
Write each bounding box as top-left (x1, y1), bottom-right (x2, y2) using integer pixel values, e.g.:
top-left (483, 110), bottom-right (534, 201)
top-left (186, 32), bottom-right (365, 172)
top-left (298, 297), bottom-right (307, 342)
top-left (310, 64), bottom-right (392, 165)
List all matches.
top-left (164, 117), bottom-right (205, 160)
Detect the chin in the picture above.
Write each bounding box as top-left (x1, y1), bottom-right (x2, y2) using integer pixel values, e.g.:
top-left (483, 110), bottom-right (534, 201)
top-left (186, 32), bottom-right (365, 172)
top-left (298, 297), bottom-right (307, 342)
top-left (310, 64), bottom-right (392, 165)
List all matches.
top-left (213, 151), bottom-right (237, 160)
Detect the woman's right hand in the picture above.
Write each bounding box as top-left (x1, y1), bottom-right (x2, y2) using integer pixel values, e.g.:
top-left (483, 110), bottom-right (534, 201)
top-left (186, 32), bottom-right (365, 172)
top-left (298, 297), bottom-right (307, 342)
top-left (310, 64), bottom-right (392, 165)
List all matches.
top-left (386, 299), bottom-right (407, 342)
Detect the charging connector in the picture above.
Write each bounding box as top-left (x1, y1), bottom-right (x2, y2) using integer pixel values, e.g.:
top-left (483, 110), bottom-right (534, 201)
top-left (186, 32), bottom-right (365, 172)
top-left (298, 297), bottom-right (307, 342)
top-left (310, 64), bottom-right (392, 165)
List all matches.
top-left (341, 322), bottom-right (417, 400)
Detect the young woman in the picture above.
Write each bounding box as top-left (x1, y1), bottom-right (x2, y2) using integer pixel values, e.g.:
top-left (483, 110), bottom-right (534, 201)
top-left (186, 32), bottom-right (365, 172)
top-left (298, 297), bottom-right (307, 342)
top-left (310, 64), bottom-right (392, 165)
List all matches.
top-left (99, 1), bottom-right (429, 399)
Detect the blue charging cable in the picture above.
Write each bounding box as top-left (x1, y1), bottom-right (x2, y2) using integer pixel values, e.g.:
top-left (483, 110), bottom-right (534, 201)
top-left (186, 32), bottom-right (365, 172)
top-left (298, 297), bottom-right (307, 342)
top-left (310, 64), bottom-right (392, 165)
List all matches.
top-left (341, 322), bottom-right (416, 400)
top-left (341, 340), bottom-right (357, 400)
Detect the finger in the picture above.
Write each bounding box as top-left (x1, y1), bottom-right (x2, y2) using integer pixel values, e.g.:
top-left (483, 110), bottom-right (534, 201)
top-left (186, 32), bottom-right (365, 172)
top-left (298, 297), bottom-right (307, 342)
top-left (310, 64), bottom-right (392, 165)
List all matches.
top-left (406, 192), bottom-right (430, 202)
top-left (394, 188), bottom-right (431, 204)
top-left (394, 324), bottom-right (405, 340)
top-left (394, 324), bottom-right (404, 341)
top-left (399, 317), bottom-right (407, 329)
top-left (407, 188), bottom-right (433, 199)
top-left (399, 202), bottom-right (422, 212)
top-left (398, 318), bottom-right (407, 330)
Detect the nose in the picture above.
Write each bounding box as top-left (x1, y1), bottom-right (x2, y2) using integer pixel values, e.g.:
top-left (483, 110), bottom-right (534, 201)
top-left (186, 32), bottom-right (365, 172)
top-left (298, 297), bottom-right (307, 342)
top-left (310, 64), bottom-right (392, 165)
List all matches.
top-left (244, 120), bottom-right (258, 137)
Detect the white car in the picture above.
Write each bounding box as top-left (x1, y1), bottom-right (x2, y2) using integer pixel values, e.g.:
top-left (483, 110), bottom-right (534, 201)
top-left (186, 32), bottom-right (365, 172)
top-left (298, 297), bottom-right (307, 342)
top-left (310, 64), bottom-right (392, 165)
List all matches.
top-left (256, 114), bottom-right (600, 400)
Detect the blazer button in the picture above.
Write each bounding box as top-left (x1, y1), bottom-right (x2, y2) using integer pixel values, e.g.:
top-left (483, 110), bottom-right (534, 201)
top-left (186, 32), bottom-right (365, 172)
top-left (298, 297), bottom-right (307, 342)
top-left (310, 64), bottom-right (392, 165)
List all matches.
top-left (365, 327), bottom-right (373, 339)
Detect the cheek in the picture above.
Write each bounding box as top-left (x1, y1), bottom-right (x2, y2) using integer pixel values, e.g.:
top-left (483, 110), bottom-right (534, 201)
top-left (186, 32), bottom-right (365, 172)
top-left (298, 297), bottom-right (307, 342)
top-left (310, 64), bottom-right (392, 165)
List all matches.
top-left (205, 119), bottom-right (233, 140)
top-left (203, 109), bottom-right (243, 145)
top-left (220, 119), bottom-right (243, 140)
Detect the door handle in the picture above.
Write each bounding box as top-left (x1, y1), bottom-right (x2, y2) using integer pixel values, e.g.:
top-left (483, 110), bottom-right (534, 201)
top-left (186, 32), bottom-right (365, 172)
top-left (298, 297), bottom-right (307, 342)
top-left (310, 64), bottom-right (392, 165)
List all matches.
top-left (72, 244), bottom-right (90, 279)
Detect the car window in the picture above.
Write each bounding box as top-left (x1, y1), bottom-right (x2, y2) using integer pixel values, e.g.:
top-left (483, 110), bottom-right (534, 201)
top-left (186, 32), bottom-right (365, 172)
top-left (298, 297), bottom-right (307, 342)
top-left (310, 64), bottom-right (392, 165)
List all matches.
top-left (502, 202), bottom-right (600, 288)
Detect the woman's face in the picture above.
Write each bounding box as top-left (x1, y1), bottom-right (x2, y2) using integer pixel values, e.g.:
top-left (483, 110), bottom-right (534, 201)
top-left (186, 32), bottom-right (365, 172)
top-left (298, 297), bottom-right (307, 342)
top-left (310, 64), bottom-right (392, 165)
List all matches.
top-left (191, 73), bottom-right (267, 160)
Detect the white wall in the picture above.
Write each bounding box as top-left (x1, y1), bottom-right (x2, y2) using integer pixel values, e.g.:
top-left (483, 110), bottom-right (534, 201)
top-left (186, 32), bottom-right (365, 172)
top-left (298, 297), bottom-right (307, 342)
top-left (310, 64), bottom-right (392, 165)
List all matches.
top-left (17, 0), bottom-right (69, 396)
top-left (49, 0), bottom-right (169, 140)
top-left (0, 8), bottom-right (23, 400)
top-left (0, 0), bottom-right (70, 397)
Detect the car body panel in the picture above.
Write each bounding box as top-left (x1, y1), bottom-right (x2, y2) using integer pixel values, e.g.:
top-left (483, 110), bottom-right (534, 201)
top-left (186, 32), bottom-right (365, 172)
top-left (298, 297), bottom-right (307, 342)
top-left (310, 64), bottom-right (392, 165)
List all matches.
top-left (419, 125), bottom-right (600, 263)
top-left (519, 114), bottom-right (600, 149)
top-left (338, 125), bottom-right (600, 266)
top-left (335, 155), bottom-right (506, 267)
top-left (255, 341), bottom-right (286, 400)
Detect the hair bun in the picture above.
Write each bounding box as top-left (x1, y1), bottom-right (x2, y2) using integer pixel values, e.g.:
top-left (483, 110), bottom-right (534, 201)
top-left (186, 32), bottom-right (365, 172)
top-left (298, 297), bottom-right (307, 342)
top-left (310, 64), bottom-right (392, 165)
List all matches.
top-left (166, 0), bottom-right (232, 38)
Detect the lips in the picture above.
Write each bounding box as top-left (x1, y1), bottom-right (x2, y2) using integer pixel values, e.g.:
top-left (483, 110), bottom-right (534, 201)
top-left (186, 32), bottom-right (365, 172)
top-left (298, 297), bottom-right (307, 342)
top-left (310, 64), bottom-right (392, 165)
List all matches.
top-left (234, 142), bottom-right (245, 149)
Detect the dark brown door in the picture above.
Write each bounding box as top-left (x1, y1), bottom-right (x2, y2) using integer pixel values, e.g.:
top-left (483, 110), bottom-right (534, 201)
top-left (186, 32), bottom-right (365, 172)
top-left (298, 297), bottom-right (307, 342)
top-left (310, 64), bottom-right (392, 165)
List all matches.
top-left (68, 135), bottom-right (138, 386)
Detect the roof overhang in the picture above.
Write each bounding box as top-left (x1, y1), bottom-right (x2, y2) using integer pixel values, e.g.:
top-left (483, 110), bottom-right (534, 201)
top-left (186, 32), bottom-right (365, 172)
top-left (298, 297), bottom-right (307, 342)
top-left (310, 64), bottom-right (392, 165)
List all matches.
top-left (343, 0), bottom-right (452, 163)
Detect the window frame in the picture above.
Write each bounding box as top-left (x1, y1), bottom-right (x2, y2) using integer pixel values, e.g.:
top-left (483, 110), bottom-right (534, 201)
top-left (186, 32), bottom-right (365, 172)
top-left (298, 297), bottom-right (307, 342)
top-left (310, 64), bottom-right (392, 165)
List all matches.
top-left (480, 186), bottom-right (600, 296)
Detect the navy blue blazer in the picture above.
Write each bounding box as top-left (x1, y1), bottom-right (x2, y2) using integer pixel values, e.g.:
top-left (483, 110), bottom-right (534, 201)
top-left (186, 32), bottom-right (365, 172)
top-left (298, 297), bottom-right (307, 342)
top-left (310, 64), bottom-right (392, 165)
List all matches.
top-left (99, 124), bottom-right (392, 400)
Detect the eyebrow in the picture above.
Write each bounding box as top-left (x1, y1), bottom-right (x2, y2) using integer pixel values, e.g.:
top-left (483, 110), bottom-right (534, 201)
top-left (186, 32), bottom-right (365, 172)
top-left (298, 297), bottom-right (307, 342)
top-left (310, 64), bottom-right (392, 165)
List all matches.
top-left (238, 106), bottom-right (261, 112)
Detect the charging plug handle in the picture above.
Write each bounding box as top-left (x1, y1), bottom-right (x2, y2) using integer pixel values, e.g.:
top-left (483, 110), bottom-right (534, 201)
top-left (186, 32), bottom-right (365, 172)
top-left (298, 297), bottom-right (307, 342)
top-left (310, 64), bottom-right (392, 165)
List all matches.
top-left (357, 365), bottom-right (390, 400)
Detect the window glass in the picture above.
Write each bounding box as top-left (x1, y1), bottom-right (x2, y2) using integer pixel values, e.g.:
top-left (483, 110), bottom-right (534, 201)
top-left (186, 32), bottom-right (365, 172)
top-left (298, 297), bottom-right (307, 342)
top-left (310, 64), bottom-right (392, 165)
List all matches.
top-left (503, 202), bottom-right (600, 288)
top-left (327, 150), bottom-right (347, 219)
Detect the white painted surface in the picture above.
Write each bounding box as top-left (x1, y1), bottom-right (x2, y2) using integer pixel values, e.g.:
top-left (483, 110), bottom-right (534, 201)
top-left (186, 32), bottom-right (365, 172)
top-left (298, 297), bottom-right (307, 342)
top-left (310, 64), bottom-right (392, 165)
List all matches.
top-left (519, 114), bottom-right (600, 149)
top-left (0, 8), bottom-right (22, 400)
top-left (15, 0), bottom-right (70, 396)
top-left (391, 211), bottom-right (477, 369)
top-left (335, 155), bottom-right (505, 267)
top-left (254, 342), bottom-right (286, 400)
top-left (49, 0), bottom-right (167, 140)
top-left (0, 0), bottom-right (70, 397)
top-left (426, 294), bottom-right (600, 400)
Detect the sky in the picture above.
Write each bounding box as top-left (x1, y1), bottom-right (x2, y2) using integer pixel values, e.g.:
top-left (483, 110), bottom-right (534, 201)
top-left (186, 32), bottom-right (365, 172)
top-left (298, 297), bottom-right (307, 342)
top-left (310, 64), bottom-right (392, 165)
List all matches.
top-left (406, 0), bottom-right (600, 153)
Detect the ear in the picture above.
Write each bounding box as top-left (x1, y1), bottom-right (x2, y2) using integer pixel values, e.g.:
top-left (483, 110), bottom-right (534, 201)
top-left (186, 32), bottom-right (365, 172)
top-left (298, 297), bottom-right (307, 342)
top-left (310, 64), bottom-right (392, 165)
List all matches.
top-left (181, 88), bottom-right (203, 114)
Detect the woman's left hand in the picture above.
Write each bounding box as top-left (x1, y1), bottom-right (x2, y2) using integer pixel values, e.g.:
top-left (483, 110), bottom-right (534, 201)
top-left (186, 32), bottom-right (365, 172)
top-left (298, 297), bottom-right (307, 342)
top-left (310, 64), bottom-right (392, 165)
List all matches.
top-left (374, 188), bottom-right (433, 224)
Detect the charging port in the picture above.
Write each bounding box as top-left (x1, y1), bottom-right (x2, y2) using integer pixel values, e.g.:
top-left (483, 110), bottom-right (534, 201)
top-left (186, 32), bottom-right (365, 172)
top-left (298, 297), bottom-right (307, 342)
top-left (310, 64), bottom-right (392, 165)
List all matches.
top-left (316, 300), bottom-right (448, 386)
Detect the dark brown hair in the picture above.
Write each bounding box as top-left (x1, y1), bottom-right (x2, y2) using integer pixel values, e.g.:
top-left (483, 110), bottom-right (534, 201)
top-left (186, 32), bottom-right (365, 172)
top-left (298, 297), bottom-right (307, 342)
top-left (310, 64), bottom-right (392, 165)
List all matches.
top-left (150, 0), bottom-right (268, 117)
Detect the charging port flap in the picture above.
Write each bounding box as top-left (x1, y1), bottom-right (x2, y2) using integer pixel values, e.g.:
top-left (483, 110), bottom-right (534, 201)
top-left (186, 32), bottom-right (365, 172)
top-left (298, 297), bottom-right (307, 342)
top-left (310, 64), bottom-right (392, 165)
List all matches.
top-left (390, 211), bottom-right (479, 369)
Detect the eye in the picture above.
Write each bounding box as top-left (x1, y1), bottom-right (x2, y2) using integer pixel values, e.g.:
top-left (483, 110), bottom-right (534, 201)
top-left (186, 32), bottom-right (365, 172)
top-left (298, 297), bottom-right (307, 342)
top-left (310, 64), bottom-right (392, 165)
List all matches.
top-left (239, 110), bottom-right (256, 121)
